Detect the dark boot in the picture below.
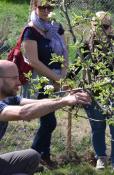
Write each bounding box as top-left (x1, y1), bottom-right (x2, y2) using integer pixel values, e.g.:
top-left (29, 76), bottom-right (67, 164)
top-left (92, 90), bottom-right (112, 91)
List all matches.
top-left (41, 155), bottom-right (58, 170)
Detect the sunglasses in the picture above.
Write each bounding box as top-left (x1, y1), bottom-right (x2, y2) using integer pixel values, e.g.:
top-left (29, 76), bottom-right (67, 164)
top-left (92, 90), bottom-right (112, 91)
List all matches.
top-left (102, 24), bottom-right (111, 30)
top-left (38, 5), bottom-right (54, 12)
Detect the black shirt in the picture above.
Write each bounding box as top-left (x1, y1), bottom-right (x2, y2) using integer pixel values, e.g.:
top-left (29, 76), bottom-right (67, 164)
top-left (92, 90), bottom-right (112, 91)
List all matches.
top-left (22, 26), bottom-right (64, 69)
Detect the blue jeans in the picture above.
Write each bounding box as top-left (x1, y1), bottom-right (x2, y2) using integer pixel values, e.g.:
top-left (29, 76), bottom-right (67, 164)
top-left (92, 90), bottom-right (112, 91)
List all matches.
top-left (21, 83), bottom-right (31, 98)
top-left (21, 70), bottom-right (38, 98)
top-left (31, 69), bottom-right (61, 157)
top-left (31, 93), bottom-right (57, 157)
top-left (84, 100), bottom-right (114, 164)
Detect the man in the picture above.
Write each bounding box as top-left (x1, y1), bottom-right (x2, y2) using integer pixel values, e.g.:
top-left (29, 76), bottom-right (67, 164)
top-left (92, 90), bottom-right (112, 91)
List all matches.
top-left (0, 60), bottom-right (91, 175)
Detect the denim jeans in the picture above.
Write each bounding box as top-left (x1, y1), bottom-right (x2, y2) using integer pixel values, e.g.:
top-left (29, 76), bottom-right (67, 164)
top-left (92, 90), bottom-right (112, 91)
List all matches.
top-left (31, 92), bottom-right (57, 157)
top-left (21, 83), bottom-right (31, 98)
top-left (21, 70), bottom-right (38, 99)
top-left (31, 69), bottom-right (61, 157)
top-left (84, 100), bottom-right (114, 164)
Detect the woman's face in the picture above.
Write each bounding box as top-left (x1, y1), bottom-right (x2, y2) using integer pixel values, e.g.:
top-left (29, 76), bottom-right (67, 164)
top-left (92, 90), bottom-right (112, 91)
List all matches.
top-left (91, 19), bottom-right (113, 35)
top-left (36, 3), bottom-right (54, 21)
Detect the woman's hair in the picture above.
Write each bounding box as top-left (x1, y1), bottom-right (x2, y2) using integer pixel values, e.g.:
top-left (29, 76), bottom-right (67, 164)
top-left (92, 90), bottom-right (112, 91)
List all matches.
top-left (30, 0), bottom-right (55, 11)
top-left (30, 0), bottom-right (38, 11)
top-left (92, 11), bottom-right (112, 26)
top-left (28, 0), bottom-right (38, 21)
top-left (90, 11), bottom-right (112, 38)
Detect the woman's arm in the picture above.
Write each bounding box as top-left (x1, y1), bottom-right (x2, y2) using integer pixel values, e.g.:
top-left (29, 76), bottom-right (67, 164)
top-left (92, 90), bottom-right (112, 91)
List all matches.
top-left (22, 40), bottom-right (61, 82)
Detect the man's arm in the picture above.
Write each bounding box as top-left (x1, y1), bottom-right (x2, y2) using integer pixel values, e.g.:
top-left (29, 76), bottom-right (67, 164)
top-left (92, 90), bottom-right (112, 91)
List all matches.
top-left (0, 92), bottom-right (91, 122)
top-left (20, 98), bottom-right (57, 105)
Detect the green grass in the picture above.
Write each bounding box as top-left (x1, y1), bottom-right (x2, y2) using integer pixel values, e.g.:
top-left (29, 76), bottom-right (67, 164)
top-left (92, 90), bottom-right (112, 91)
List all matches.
top-left (0, 118), bottom-right (113, 175)
top-left (0, 1), bottom-right (29, 46)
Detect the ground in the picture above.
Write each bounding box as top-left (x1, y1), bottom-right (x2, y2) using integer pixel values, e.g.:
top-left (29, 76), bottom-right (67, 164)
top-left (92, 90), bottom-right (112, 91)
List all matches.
top-left (0, 108), bottom-right (112, 175)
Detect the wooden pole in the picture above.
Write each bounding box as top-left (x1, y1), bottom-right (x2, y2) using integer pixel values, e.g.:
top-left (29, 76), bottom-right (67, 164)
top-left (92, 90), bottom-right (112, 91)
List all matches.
top-left (66, 109), bottom-right (72, 157)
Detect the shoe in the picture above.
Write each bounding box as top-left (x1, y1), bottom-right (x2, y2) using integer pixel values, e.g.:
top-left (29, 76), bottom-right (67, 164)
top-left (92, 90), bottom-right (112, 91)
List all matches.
top-left (41, 155), bottom-right (58, 170)
top-left (112, 163), bottom-right (114, 170)
top-left (96, 156), bottom-right (107, 170)
top-left (35, 165), bottom-right (44, 173)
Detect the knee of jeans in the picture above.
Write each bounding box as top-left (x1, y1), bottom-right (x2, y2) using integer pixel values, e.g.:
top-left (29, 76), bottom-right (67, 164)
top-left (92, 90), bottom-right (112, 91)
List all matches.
top-left (92, 126), bottom-right (106, 136)
top-left (47, 120), bottom-right (57, 132)
top-left (45, 119), bottom-right (57, 132)
top-left (90, 121), bottom-right (106, 131)
top-left (41, 116), bottom-right (57, 132)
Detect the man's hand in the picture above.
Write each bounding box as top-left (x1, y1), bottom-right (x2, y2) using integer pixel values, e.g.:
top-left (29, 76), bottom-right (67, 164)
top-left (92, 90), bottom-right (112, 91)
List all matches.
top-left (63, 91), bottom-right (91, 106)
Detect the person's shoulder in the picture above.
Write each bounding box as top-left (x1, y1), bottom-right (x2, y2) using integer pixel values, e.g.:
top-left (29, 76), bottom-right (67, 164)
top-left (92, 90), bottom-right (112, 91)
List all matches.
top-left (22, 25), bottom-right (40, 41)
top-left (0, 100), bottom-right (8, 112)
top-left (1, 96), bottom-right (21, 106)
top-left (0, 102), bottom-right (8, 140)
top-left (27, 21), bottom-right (42, 34)
top-left (23, 26), bottom-right (37, 35)
top-left (13, 96), bottom-right (22, 104)
top-left (9, 96), bottom-right (21, 105)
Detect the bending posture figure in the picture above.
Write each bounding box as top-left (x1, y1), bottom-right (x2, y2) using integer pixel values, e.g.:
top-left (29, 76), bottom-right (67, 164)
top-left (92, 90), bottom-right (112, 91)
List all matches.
top-left (0, 60), bottom-right (90, 174)
top-left (22, 0), bottom-right (68, 167)
top-left (83, 11), bottom-right (114, 170)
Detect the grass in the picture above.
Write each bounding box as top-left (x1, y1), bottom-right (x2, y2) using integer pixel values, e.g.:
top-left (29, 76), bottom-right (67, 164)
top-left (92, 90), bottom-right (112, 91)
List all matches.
top-left (0, 1), bottom-right (29, 45)
top-left (0, 1), bottom-right (114, 175)
top-left (0, 114), bottom-right (113, 175)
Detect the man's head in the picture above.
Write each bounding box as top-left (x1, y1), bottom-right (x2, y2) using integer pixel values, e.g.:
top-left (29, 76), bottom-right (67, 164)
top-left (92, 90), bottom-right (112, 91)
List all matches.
top-left (0, 60), bottom-right (20, 99)
top-left (91, 11), bottom-right (112, 34)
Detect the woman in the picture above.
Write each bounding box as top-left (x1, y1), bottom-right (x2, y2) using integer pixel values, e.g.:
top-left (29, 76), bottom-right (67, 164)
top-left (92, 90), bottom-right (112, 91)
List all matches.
top-left (22, 0), bottom-right (68, 168)
top-left (83, 11), bottom-right (114, 170)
